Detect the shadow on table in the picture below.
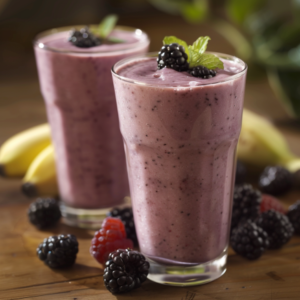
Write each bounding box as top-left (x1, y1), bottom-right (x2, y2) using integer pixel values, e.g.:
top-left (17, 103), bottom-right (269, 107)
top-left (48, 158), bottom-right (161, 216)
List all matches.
top-left (50, 222), bottom-right (95, 239)
top-left (51, 263), bottom-right (104, 290)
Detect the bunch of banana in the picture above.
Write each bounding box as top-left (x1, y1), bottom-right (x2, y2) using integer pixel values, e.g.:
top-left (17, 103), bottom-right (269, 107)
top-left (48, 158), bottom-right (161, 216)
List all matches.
top-left (237, 109), bottom-right (300, 172)
top-left (0, 124), bottom-right (58, 197)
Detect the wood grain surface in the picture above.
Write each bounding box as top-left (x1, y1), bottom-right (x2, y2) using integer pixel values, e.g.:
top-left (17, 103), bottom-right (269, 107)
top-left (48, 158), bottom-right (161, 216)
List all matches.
top-left (1, 191), bottom-right (300, 300)
top-left (1, 67), bottom-right (300, 300)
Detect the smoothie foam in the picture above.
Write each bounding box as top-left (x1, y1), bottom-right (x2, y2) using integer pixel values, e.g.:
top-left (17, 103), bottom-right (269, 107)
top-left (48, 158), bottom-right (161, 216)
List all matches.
top-left (113, 56), bottom-right (246, 263)
top-left (34, 28), bottom-right (149, 209)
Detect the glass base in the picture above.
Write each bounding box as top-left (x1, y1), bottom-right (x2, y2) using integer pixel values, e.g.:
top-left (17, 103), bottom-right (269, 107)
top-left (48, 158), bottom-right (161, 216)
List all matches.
top-left (146, 249), bottom-right (227, 287)
top-left (60, 196), bottom-right (131, 229)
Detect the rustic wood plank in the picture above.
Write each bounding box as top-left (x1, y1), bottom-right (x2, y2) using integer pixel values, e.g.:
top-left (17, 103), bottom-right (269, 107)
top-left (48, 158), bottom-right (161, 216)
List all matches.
top-left (0, 200), bottom-right (300, 299)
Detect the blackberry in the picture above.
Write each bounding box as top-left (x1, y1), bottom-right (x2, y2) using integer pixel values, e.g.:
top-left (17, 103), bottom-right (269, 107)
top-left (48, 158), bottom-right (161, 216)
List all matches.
top-left (231, 184), bottom-right (261, 230)
top-left (28, 198), bottom-right (61, 229)
top-left (37, 234), bottom-right (78, 268)
top-left (259, 166), bottom-right (292, 196)
top-left (287, 200), bottom-right (300, 235)
top-left (157, 43), bottom-right (189, 71)
top-left (69, 27), bottom-right (101, 48)
top-left (103, 249), bottom-right (149, 294)
top-left (230, 221), bottom-right (269, 260)
top-left (256, 210), bottom-right (294, 249)
top-left (188, 66), bottom-right (216, 79)
top-left (107, 207), bottom-right (138, 245)
top-left (235, 160), bottom-right (247, 185)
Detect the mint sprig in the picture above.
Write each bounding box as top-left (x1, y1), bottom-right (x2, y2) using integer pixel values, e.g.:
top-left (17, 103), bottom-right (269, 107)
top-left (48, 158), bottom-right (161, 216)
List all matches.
top-left (90, 14), bottom-right (124, 43)
top-left (190, 53), bottom-right (224, 69)
top-left (189, 36), bottom-right (210, 54)
top-left (162, 35), bottom-right (224, 70)
top-left (96, 14), bottom-right (118, 39)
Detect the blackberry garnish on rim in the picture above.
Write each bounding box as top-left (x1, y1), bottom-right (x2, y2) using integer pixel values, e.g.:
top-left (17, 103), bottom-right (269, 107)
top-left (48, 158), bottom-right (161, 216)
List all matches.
top-left (157, 43), bottom-right (189, 71)
top-left (68, 15), bottom-right (120, 48)
top-left (69, 27), bottom-right (101, 48)
top-left (188, 66), bottom-right (217, 79)
top-left (157, 35), bottom-right (223, 77)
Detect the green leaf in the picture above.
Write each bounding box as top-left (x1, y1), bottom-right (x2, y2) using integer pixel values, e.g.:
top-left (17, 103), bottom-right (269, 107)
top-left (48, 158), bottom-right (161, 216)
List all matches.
top-left (181, 0), bottom-right (208, 23)
top-left (226, 0), bottom-right (265, 24)
top-left (187, 36), bottom-right (224, 69)
top-left (189, 52), bottom-right (224, 69)
top-left (163, 36), bottom-right (191, 60)
top-left (97, 14), bottom-right (118, 39)
top-left (189, 36), bottom-right (210, 54)
top-left (149, 0), bottom-right (208, 24)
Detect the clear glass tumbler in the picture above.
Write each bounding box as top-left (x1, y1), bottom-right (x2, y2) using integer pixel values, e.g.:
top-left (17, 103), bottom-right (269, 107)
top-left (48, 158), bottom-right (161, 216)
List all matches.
top-left (112, 53), bottom-right (247, 286)
top-left (34, 26), bottom-right (149, 228)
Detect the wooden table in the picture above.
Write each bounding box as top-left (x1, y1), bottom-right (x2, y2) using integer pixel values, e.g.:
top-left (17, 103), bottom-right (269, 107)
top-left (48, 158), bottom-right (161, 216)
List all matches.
top-left (1, 68), bottom-right (300, 300)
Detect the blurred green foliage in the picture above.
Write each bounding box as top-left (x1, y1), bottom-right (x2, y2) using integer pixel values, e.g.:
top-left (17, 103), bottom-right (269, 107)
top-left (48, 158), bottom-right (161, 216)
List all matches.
top-left (149, 0), bottom-right (208, 23)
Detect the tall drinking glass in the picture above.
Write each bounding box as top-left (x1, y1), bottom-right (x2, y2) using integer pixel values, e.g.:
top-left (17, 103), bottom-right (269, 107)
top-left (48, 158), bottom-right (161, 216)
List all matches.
top-left (112, 53), bottom-right (247, 286)
top-left (34, 26), bottom-right (149, 228)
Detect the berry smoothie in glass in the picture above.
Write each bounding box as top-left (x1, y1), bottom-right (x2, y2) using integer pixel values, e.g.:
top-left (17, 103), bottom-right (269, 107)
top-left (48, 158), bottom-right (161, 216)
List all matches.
top-left (112, 37), bottom-right (247, 286)
top-left (34, 18), bottom-right (149, 228)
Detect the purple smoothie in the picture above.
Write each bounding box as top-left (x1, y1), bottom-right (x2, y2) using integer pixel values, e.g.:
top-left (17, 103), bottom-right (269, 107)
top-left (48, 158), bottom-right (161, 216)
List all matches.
top-left (34, 27), bottom-right (149, 209)
top-left (112, 54), bottom-right (247, 263)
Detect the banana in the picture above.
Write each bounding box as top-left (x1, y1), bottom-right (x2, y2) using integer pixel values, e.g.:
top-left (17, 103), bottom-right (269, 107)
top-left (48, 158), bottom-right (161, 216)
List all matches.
top-left (0, 124), bottom-right (51, 177)
top-left (237, 109), bottom-right (300, 172)
top-left (22, 144), bottom-right (58, 197)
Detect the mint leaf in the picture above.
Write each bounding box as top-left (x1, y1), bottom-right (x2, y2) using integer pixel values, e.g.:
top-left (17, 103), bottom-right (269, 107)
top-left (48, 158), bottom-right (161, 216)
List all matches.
top-left (188, 36), bottom-right (224, 69)
top-left (163, 36), bottom-right (191, 60)
top-left (97, 14), bottom-right (118, 39)
top-left (189, 36), bottom-right (210, 54)
top-left (189, 52), bottom-right (224, 69)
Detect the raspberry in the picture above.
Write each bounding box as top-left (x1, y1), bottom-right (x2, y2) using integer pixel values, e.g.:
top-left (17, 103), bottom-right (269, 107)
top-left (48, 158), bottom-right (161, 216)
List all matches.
top-left (260, 194), bottom-right (287, 214)
top-left (107, 207), bottom-right (138, 246)
top-left (103, 249), bottom-right (149, 294)
top-left (90, 217), bottom-right (133, 265)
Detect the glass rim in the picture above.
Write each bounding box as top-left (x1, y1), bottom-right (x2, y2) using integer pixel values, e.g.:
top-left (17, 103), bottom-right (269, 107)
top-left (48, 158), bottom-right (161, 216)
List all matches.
top-left (33, 25), bottom-right (149, 54)
top-left (112, 52), bottom-right (248, 88)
